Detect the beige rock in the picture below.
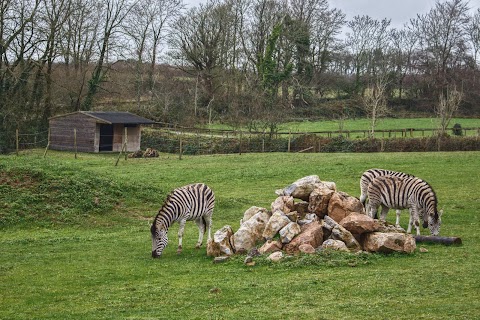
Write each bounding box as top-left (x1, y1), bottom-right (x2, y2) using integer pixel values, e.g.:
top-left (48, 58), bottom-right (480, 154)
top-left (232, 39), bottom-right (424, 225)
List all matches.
top-left (259, 239), bottom-right (283, 254)
top-left (276, 175), bottom-right (322, 201)
top-left (206, 225), bottom-right (235, 257)
top-left (327, 191), bottom-right (365, 223)
top-left (271, 196), bottom-right (294, 214)
top-left (322, 239), bottom-right (349, 252)
top-left (299, 243), bottom-right (316, 254)
top-left (240, 206), bottom-right (268, 225)
top-left (331, 224), bottom-right (362, 252)
top-left (262, 210), bottom-right (291, 240)
top-left (267, 251), bottom-right (284, 262)
top-left (233, 209), bottom-right (270, 253)
top-left (283, 220), bottom-right (323, 254)
top-left (279, 222), bottom-right (301, 244)
top-left (340, 212), bottom-right (380, 235)
top-left (363, 232), bottom-right (416, 254)
top-left (308, 185), bottom-right (335, 218)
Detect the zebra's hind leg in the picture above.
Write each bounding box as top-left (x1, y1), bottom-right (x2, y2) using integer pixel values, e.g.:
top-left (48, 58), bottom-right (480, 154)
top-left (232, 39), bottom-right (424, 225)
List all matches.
top-left (194, 217), bottom-right (206, 249)
top-left (177, 219), bottom-right (187, 254)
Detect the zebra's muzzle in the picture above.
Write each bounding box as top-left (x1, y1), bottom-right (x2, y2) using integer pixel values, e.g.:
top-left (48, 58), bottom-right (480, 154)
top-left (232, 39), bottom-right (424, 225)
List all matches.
top-left (152, 251), bottom-right (161, 258)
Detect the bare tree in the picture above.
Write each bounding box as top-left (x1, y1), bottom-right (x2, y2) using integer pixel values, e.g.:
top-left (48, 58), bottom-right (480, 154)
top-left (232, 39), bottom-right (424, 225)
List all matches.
top-left (410, 0), bottom-right (470, 96)
top-left (345, 15), bottom-right (391, 95)
top-left (363, 73), bottom-right (389, 137)
top-left (82, 0), bottom-right (134, 110)
top-left (436, 86), bottom-right (463, 136)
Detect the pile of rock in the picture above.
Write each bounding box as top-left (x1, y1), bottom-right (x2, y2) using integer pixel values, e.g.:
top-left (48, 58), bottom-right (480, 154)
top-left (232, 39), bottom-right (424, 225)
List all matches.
top-left (128, 147), bottom-right (159, 158)
top-left (207, 175), bottom-right (416, 262)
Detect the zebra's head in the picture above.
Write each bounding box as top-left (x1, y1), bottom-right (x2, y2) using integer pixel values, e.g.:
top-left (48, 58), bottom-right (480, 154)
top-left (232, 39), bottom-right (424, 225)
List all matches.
top-left (151, 223), bottom-right (168, 258)
top-left (427, 210), bottom-right (443, 236)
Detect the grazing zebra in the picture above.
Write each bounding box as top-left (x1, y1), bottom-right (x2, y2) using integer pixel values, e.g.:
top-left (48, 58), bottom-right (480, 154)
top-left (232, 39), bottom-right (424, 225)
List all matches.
top-left (151, 183), bottom-right (215, 258)
top-left (360, 168), bottom-right (414, 222)
top-left (367, 175), bottom-right (442, 236)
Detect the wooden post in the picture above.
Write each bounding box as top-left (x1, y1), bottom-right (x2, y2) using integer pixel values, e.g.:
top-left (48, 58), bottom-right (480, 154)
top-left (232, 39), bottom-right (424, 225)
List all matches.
top-left (124, 127), bottom-right (128, 160)
top-left (16, 129), bottom-right (19, 156)
top-left (74, 128), bottom-right (77, 159)
top-left (179, 135), bottom-right (183, 160)
top-left (262, 130), bottom-right (265, 153)
top-left (43, 128), bottom-right (50, 158)
top-left (239, 131), bottom-right (243, 155)
top-left (288, 130), bottom-right (291, 152)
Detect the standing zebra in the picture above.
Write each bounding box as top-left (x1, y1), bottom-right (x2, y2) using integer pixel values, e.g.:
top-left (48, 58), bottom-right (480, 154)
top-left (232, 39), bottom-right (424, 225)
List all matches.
top-left (360, 168), bottom-right (414, 222)
top-left (151, 183), bottom-right (215, 258)
top-left (367, 175), bottom-right (442, 236)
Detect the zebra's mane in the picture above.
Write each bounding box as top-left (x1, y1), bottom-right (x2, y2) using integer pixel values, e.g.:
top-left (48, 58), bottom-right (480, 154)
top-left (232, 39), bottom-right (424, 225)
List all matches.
top-left (152, 192), bottom-right (176, 232)
top-left (416, 177), bottom-right (439, 216)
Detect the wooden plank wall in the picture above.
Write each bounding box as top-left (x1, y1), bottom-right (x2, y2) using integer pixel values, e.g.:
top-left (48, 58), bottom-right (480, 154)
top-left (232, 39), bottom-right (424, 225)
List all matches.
top-left (49, 114), bottom-right (97, 152)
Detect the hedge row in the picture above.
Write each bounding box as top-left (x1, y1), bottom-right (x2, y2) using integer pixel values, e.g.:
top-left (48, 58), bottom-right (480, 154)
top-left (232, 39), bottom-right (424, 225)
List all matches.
top-left (141, 130), bottom-right (480, 154)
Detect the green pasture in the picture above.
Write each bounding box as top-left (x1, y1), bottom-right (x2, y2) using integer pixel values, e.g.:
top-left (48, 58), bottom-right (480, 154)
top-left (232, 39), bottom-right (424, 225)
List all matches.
top-left (1, 150), bottom-right (479, 319)
top-left (206, 117), bottom-right (480, 138)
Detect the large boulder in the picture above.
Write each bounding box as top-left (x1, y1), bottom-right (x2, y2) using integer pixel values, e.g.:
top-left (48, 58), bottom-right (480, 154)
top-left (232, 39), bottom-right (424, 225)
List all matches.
top-left (308, 185), bottom-right (335, 218)
top-left (207, 225), bottom-right (235, 257)
top-left (271, 196), bottom-right (294, 214)
top-left (340, 212), bottom-right (380, 235)
top-left (284, 220), bottom-right (324, 254)
top-left (363, 232), bottom-right (416, 254)
top-left (233, 209), bottom-right (271, 253)
top-left (263, 210), bottom-right (291, 240)
top-left (259, 239), bottom-right (283, 254)
top-left (322, 239), bottom-right (349, 252)
top-left (240, 206), bottom-right (267, 225)
top-left (275, 175), bottom-right (322, 201)
top-left (279, 222), bottom-right (301, 244)
top-left (327, 191), bottom-right (365, 223)
top-left (324, 216), bottom-right (361, 252)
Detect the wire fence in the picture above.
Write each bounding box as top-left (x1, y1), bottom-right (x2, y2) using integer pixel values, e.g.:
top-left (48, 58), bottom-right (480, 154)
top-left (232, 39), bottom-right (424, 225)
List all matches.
top-left (11, 124), bottom-right (480, 156)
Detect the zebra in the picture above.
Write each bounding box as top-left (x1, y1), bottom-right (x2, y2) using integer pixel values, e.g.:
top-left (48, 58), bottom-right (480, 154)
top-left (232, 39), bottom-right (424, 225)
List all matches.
top-left (360, 168), bottom-right (414, 223)
top-left (151, 183), bottom-right (215, 258)
top-left (367, 175), bottom-right (442, 236)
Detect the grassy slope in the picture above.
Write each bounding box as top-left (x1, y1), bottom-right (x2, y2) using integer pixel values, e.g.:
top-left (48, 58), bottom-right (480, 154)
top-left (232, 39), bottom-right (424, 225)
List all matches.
top-left (1, 150), bottom-right (479, 319)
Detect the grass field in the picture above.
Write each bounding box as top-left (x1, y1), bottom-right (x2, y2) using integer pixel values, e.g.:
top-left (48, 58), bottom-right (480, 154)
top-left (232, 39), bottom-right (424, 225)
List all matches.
top-left (206, 117), bottom-right (480, 138)
top-left (1, 150), bottom-right (479, 319)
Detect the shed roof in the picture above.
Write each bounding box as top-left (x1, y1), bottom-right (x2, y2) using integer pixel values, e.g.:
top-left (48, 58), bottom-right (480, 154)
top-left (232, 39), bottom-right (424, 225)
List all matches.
top-left (50, 111), bottom-right (155, 125)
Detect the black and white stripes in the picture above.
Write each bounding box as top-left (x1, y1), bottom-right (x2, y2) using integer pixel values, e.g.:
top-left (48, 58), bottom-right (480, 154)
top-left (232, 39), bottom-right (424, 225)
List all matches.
top-left (366, 175), bottom-right (442, 235)
top-left (151, 183), bottom-right (215, 258)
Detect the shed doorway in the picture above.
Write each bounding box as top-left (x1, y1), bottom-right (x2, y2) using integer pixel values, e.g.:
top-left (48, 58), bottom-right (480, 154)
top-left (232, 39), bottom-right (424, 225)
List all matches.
top-left (99, 124), bottom-right (114, 151)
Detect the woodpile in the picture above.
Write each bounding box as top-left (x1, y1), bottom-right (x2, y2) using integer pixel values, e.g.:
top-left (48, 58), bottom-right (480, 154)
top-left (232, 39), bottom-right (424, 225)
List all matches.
top-left (207, 175), bottom-right (421, 262)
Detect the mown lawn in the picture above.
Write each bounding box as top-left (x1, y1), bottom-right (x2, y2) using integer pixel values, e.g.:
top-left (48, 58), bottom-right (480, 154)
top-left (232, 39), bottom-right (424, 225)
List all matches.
top-left (0, 150), bottom-right (479, 319)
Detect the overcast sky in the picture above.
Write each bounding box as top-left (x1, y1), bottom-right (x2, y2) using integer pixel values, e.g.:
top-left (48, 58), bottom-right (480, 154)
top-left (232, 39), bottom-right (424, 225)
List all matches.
top-left (184, 0), bottom-right (480, 30)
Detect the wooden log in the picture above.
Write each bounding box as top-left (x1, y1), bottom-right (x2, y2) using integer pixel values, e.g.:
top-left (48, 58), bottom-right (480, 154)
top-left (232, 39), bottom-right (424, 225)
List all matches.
top-left (414, 235), bottom-right (462, 246)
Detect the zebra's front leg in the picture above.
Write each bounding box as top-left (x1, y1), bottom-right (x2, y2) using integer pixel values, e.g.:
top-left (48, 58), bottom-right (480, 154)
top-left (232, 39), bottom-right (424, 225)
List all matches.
top-left (407, 207), bottom-right (421, 235)
top-left (177, 219), bottom-right (187, 254)
top-left (395, 209), bottom-right (401, 227)
top-left (194, 217), bottom-right (206, 249)
top-left (379, 205), bottom-right (389, 221)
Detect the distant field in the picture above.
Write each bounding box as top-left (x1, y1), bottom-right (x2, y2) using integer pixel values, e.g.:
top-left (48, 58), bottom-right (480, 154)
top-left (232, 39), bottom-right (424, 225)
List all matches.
top-left (206, 117), bottom-right (480, 138)
top-left (1, 151), bottom-right (479, 319)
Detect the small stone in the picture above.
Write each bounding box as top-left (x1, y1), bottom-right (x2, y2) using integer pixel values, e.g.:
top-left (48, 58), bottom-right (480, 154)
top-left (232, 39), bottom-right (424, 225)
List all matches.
top-left (244, 256), bottom-right (253, 264)
top-left (267, 251), bottom-right (284, 262)
top-left (419, 247), bottom-right (429, 253)
top-left (213, 256), bottom-right (230, 264)
top-left (245, 261), bottom-right (256, 267)
top-left (298, 243), bottom-right (316, 254)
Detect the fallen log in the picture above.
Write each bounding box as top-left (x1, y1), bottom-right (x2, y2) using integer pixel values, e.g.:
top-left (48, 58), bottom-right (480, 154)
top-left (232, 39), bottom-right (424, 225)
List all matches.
top-left (414, 235), bottom-right (462, 246)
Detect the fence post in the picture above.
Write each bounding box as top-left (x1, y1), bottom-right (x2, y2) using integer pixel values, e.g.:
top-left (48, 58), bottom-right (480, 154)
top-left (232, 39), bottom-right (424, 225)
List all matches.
top-left (16, 129), bottom-right (19, 156)
top-left (262, 130), bottom-right (265, 153)
top-left (124, 127), bottom-right (128, 160)
top-left (43, 128), bottom-right (50, 158)
top-left (74, 128), bottom-right (77, 159)
top-left (179, 135), bottom-right (183, 160)
top-left (288, 130), bottom-right (291, 152)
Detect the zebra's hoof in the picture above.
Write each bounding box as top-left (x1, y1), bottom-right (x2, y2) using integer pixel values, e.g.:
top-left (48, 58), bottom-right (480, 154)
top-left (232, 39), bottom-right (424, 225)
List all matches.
top-left (177, 246), bottom-right (182, 254)
top-left (195, 244), bottom-right (202, 249)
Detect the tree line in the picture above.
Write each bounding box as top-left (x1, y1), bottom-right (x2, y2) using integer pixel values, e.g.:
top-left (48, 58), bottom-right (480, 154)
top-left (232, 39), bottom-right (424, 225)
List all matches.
top-left (1, 0), bottom-right (479, 152)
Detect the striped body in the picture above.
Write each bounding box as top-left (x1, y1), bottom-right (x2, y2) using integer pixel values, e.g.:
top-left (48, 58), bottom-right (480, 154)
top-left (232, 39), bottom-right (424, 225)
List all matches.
top-left (360, 168), bottom-right (414, 222)
top-left (367, 175), bottom-right (442, 235)
top-left (151, 183), bottom-right (215, 258)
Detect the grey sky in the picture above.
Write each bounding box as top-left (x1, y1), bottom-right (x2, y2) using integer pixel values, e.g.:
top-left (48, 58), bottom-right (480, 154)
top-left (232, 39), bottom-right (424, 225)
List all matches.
top-left (184, 0), bottom-right (480, 30)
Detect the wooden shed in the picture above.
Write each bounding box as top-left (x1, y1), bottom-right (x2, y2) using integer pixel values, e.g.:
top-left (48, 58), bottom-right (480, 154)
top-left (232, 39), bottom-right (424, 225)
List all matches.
top-left (48, 111), bottom-right (155, 153)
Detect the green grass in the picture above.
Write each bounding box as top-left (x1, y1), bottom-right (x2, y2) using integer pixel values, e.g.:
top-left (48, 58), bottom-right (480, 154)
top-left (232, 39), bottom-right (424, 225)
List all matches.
top-left (206, 117), bottom-right (480, 138)
top-left (1, 150), bottom-right (479, 319)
